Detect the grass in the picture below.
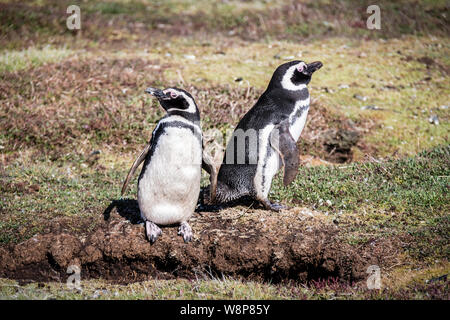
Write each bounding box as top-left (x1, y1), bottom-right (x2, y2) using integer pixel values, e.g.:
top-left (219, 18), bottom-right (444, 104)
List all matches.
top-left (1, 36), bottom-right (448, 161)
top-left (0, 0), bottom-right (448, 300)
top-left (273, 146), bottom-right (449, 214)
top-left (0, 45), bottom-right (73, 73)
top-left (0, 261), bottom-right (448, 299)
top-left (272, 145), bottom-right (450, 261)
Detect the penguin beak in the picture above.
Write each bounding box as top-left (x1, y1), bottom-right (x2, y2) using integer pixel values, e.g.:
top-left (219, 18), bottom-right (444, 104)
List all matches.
top-left (145, 87), bottom-right (170, 99)
top-left (305, 61), bottom-right (323, 75)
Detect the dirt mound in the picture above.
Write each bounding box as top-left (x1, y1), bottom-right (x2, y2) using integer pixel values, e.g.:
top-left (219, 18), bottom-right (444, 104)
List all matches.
top-left (0, 201), bottom-right (392, 285)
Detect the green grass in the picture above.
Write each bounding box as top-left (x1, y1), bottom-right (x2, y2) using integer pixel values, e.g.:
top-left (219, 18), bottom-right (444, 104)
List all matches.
top-left (271, 145), bottom-right (450, 259)
top-left (0, 46), bottom-right (73, 73)
top-left (272, 145), bottom-right (449, 214)
top-left (0, 277), bottom-right (301, 300)
top-left (1, 0), bottom-right (448, 51)
top-left (0, 155), bottom-right (123, 243)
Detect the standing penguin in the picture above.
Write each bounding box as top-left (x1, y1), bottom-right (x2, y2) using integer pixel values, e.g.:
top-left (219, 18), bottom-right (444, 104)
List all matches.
top-left (121, 87), bottom-right (215, 243)
top-left (213, 60), bottom-right (323, 211)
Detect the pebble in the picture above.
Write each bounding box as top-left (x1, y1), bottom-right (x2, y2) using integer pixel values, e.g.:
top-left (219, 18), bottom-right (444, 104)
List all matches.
top-left (92, 289), bottom-right (109, 299)
top-left (353, 94), bottom-right (367, 101)
top-left (428, 115), bottom-right (439, 125)
top-left (361, 105), bottom-right (381, 110)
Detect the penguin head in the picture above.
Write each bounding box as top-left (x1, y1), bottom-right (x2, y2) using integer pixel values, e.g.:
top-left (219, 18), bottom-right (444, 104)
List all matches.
top-left (269, 60), bottom-right (323, 90)
top-left (145, 87), bottom-right (200, 120)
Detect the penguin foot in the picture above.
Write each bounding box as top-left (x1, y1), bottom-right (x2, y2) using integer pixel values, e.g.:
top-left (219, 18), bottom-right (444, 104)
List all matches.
top-left (145, 221), bottom-right (162, 243)
top-left (178, 222), bottom-right (193, 243)
top-left (261, 200), bottom-right (289, 212)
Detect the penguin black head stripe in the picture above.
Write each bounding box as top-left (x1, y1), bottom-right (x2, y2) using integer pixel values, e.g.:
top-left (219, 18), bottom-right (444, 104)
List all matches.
top-left (268, 60), bottom-right (323, 90)
top-left (145, 87), bottom-right (200, 121)
top-left (211, 60), bottom-right (323, 211)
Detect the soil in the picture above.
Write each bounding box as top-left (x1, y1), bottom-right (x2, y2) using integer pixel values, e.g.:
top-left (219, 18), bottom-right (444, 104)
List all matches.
top-left (0, 200), bottom-right (398, 285)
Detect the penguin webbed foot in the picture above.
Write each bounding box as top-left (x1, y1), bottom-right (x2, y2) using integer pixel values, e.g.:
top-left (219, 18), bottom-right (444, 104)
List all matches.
top-left (178, 221), bottom-right (193, 243)
top-left (145, 221), bottom-right (162, 243)
top-left (261, 199), bottom-right (289, 212)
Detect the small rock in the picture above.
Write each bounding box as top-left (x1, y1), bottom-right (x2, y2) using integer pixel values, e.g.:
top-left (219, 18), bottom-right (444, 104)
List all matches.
top-left (353, 94), bottom-right (367, 101)
top-left (428, 115), bottom-right (439, 125)
top-left (234, 77), bottom-right (243, 82)
top-left (283, 55), bottom-right (295, 60)
top-left (361, 105), bottom-right (382, 111)
top-left (273, 54), bottom-right (281, 59)
top-left (338, 84), bottom-right (349, 89)
top-left (92, 289), bottom-right (108, 299)
top-left (440, 105), bottom-right (448, 110)
top-left (183, 54), bottom-right (196, 60)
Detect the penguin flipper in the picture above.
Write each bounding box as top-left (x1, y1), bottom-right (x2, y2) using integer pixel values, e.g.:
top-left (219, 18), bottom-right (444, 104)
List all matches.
top-left (201, 150), bottom-right (218, 204)
top-left (121, 143), bottom-right (151, 196)
top-left (269, 120), bottom-right (300, 186)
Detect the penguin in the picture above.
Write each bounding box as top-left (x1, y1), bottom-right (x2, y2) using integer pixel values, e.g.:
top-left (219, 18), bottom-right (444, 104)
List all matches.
top-left (121, 87), bottom-right (216, 243)
top-left (212, 60), bottom-right (323, 211)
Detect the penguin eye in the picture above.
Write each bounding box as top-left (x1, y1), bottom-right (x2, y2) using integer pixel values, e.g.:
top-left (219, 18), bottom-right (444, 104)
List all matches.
top-left (297, 64), bottom-right (306, 72)
top-left (170, 91), bottom-right (178, 98)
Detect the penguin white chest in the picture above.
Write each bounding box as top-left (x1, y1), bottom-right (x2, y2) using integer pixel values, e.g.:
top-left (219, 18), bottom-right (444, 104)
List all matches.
top-left (289, 97), bottom-right (310, 142)
top-left (138, 127), bottom-right (202, 225)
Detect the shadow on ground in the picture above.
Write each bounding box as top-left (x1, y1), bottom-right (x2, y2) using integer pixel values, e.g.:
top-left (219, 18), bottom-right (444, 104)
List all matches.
top-left (103, 199), bottom-right (143, 225)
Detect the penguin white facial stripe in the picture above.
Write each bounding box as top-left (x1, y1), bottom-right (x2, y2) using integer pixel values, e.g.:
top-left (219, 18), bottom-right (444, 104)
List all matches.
top-left (281, 64), bottom-right (307, 91)
top-left (166, 91), bottom-right (197, 114)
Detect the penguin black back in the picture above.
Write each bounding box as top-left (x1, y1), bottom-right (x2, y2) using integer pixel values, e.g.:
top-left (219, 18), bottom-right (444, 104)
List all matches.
top-left (213, 60), bottom-right (323, 209)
